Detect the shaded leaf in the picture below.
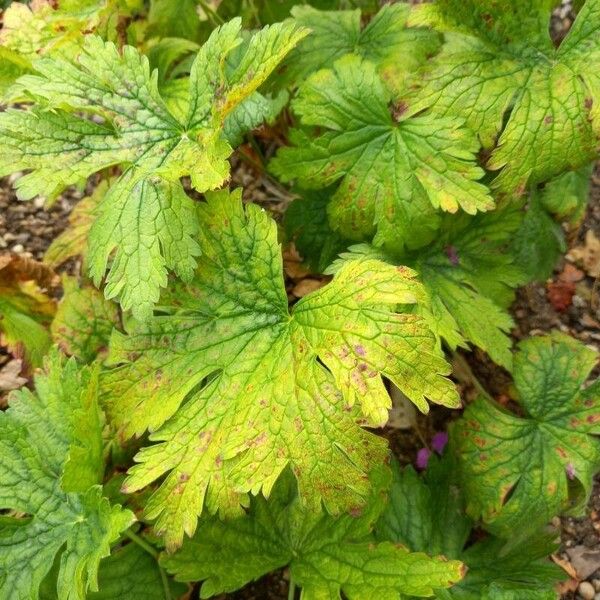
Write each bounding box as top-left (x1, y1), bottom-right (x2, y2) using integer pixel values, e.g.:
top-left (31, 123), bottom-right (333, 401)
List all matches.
top-left (455, 333), bottom-right (600, 542)
top-left (375, 455), bottom-right (565, 599)
top-left (0, 254), bottom-right (56, 368)
top-left (162, 467), bottom-right (464, 599)
top-left (51, 276), bottom-right (120, 363)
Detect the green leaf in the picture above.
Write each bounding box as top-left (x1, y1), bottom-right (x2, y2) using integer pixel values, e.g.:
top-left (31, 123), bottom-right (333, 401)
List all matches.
top-left (41, 541), bottom-right (187, 600)
top-left (283, 3), bottom-right (441, 93)
top-left (283, 187), bottom-right (350, 273)
top-left (328, 205), bottom-right (526, 369)
top-left (162, 467), bottom-right (464, 599)
top-left (0, 351), bottom-right (134, 600)
top-left (147, 0), bottom-right (202, 41)
top-left (455, 332), bottom-right (600, 541)
top-left (541, 164), bottom-right (594, 226)
top-left (271, 55), bottom-right (494, 252)
top-left (375, 456), bottom-right (564, 599)
top-left (51, 276), bottom-right (121, 364)
top-left (410, 207), bottom-right (525, 369)
top-left (510, 192), bottom-right (566, 282)
top-left (409, 0), bottom-right (600, 194)
top-left (215, 0), bottom-right (357, 26)
top-left (90, 543), bottom-right (187, 600)
top-left (0, 22), bottom-right (308, 319)
top-left (102, 190), bottom-right (459, 549)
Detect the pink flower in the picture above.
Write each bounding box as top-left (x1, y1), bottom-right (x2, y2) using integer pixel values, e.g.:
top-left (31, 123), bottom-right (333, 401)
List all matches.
top-left (416, 448), bottom-right (431, 470)
top-left (432, 432), bottom-right (449, 454)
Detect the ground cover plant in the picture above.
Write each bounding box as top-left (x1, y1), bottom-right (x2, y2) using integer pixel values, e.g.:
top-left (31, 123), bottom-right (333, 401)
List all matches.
top-left (0, 0), bottom-right (599, 598)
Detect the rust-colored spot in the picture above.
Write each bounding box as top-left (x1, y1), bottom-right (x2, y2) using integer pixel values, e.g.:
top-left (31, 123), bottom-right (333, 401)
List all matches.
top-left (556, 446), bottom-right (567, 459)
top-left (544, 115), bottom-right (554, 125)
top-left (587, 414), bottom-right (600, 424)
top-left (473, 435), bottom-right (487, 448)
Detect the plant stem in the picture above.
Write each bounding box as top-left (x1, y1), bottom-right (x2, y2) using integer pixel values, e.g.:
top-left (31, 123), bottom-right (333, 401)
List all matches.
top-left (451, 351), bottom-right (493, 403)
top-left (288, 579), bottom-right (296, 600)
top-left (198, 0), bottom-right (225, 26)
top-left (125, 529), bottom-right (172, 600)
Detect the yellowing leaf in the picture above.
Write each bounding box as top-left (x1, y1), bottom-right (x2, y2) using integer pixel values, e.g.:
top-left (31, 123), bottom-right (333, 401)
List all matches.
top-left (409, 0), bottom-right (600, 194)
top-left (102, 190), bottom-right (459, 549)
top-left (162, 468), bottom-right (465, 599)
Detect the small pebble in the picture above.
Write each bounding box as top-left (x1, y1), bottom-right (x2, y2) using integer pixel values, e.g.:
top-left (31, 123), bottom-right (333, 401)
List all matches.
top-left (11, 244), bottom-right (24, 254)
top-left (593, 578), bottom-right (600, 591)
top-left (579, 580), bottom-right (595, 599)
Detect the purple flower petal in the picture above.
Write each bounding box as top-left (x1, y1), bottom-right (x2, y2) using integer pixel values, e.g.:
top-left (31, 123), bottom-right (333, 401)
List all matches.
top-left (431, 432), bottom-right (449, 455)
top-left (566, 463), bottom-right (576, 480)
top-left (416, 448), bottom-right (431, 470)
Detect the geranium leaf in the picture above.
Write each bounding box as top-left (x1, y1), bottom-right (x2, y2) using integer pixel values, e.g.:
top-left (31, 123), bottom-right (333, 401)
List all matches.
top-left (455, 332), bottom-right (600, 541)
top-left (51, 277), bottom-right (120, 364)
top-left (375, 455), bottom-right (564, 599)
top-left (0, 350), bottom-right (134, 599)
top-left (409, 0), bottom-right (600, 194)
top-left (271, 55), bottom-right (494, 251)
top-left (162, 467), bottom-right (465, 599)
top-left (102, 190), bottom-right (459, 549)
top-left (283, 3), bottom-right (441, 93)
top-left (0, 21), bottom-right (308, 319)
top-left (328, 205), bottom-right (525, 369)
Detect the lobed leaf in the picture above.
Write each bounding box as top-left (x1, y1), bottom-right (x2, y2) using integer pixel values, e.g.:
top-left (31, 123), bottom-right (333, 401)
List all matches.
top-left (455, 332), bottom-right (600, 541)
top-left (51, 276), bottom-right (121, 364)
top-left (409, 0), bottom-right (600, 194)
top-left (102, 190), bottom-right (459, 549)
top-left (0, 351), bottom-right (134, 600)
top-left (375, 455), bottom-right (564, 599)
top-left (162, 468), bottom-right (465, 599)
top-left (328, 204), bottom-right (526, 369)
top-left (0, 21), bottom-right (308, 319)
top-left (283, 3), bottom-right (441, 93)
top-left (271, 55), bottom-right (494, 252)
